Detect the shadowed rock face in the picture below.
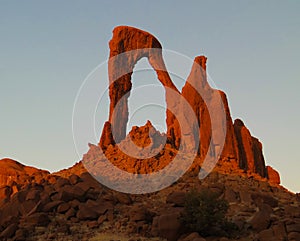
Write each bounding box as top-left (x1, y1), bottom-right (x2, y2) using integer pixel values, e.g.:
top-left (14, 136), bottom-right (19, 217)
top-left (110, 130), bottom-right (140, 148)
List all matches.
top-left (234, 119), bottom-right (267, 178)
top-left (99, 25), bottom-right (279, 182)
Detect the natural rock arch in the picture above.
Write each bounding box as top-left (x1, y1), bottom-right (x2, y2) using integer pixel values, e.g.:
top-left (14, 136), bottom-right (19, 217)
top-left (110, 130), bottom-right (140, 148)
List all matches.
top-left (100, 26), bottom-right (180, 148)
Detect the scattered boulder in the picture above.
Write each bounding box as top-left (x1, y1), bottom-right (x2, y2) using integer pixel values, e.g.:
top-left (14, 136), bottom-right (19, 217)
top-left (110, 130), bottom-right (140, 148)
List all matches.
top-left (250, 204), bottom-right (272, 232)
top-left (258, 228), bottom-right (274, 241)
top-left (288, 232), bottom-right (300, 241)
top-left (166, 191), bottom-right (186, 207)
top-left (42, 200), bottom-right (63, 212)
top-left (23, 213), bottom-right (50, 227)
top-left (152, 211), bottom-right (182, 241)
top-left (114, 192), bottom-right (132, 205)
top-left (76, 204), bottom-right (99, 221)
top-left (129, 205), bottom-right (149, 222)
top-left (57, 185), bottom-right (86, 202)
top-left (69, 174), bottom-right (81, 185)
top-left (57, 202), bottom-right (70, 214)
top-left (0, 223), bottom-right (18, 239)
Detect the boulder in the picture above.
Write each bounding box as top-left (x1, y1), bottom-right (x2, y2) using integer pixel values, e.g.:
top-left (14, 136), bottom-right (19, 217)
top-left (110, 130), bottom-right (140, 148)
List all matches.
top-left (57, 185), bottom-right (86, 202)
top-left (166, 191), bottom-right (186, 207)
top-left (288, 232), bottom-right (300, 241)
top-left (286, 223), bottom-right (300, 233)
top-left (258, 229), bottom-right (274, 241)
top-left (76, 200), bottom-right (112, 221)
top-left (99, 25), bottom-right (180, 147)
top-left (152, 211), bottom-right (182, 241)
top-left (25, 189), bottom-right (41, 201)
top-left (42, 200), bottom-right (63, 212)
top-left (76, 204), bottom-right (99, 221)
top-left (69, 174), bottom-right (81, 185)
top-left (57, 202), bottom-right (70, 214)
top-left (250, 204), bottom-right (272, 232)
top-left (272, 222), bottom-right (287, 240)
top-left (23, 213), bottom-right (50, 227)
top-left (129, 205), bottom-right (149, 222)
top-left (114, 192), bottom-right (132, 205)
top-left (0, 223), bottom-right (18, 239)
top-left (251, 192), bottom-right (278, 207)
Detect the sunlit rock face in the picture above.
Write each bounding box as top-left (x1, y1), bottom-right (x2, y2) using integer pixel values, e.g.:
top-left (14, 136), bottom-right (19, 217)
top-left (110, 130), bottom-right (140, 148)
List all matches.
top-left (99, 25), bottom-right (279, 183)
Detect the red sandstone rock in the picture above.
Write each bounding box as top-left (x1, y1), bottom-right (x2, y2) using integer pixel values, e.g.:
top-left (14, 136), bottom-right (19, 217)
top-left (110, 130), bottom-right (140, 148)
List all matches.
top-left (234, 119), bottom-right (267, 178)
top-left (0, 158), bottom-right (49, 187)
top-left (100, 25), bottom-right (180, 147)
top-left (153, 211), bottom-right (182, 241)
top-left (181, 56), bottom-right (211, 156)
top-left (166, 191), bottom-right (186, 207)
top-left (181, 57), bottom-right (239, 161)
top-left (267, 166), bottom-right (281, 185)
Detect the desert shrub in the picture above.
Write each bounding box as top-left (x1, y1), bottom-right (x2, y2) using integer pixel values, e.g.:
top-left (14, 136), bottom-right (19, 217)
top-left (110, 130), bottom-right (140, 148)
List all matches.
top-left (180, 189), bottom-right (237, 237)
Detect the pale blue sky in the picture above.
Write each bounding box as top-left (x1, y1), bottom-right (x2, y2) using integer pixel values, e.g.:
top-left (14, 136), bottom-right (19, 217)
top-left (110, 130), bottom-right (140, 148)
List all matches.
top-left (0, 1), bottom-right (299, 192)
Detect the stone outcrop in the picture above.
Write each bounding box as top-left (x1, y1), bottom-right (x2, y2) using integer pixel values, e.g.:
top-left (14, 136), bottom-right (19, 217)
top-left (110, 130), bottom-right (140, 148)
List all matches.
top-left (0, 159), bottom-right (49, 187)
top-left (181, 56), bottom-right (239, 161)
top-left (234, 119), bottom-right (267, 178)
top-left (98, 25), bottom-right (279, 183)
top-left (181, 56), bottom-right (212, 158)
top-left (100, 26), bottom-right (180, 149)
top-left (266, 166), bottom-right (281, 184)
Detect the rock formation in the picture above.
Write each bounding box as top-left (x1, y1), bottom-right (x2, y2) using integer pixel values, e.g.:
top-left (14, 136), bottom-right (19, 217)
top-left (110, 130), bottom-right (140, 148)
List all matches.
top-left (100, 26), bottom-right (180, 149)
top-left (181, 56), bottom-right (239, 162)
top-left (99, 25), bottom-right (279, 183)
top-left (234, 119), bottom-right (267, 177)
top-left (0, 26), bottom-right (299, 241)
top-left (266, 166), bottom-right (281, 184)
top-left (0, 159), bottom-right (49, 187)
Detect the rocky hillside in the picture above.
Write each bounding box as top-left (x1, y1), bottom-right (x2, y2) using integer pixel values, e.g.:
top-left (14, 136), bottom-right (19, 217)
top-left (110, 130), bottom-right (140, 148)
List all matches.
top-left (0, 26), bottom-right (299, 241)
top-left (0, 159), bottom-right (49, 186)
top-left (0, 161), bottom-right (299, 241)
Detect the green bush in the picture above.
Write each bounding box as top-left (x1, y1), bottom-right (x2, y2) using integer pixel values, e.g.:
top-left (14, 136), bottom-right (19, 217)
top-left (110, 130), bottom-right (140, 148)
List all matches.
top-left (180, 189), bottom-right (237, 237)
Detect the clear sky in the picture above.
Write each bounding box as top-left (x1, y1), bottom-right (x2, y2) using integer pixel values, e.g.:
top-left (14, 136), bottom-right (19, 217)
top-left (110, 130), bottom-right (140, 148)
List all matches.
top-left (0, 1), bottom-right (299, 192)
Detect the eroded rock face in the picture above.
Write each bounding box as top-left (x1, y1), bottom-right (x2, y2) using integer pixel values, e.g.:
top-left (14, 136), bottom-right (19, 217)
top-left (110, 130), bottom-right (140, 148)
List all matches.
top-left (181, 56), bottom-right (212, 158)
top-left (0, 159), bottom-right (49, 187)
top-left (100, 26), bottom-right (179, 147)
top-left (98, 25), bottom-right (279, 182)
top-left (234, 119), bottom-right (267, 178)
top-left (267, 166), bottom-right (281, 184)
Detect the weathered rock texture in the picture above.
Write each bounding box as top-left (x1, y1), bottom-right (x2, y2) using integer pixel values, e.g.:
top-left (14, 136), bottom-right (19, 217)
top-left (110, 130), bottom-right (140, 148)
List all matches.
top-left (267, 166), bottom-right (281, 184)
top-left (100, 26), bottom-right (180, 149)
top-left (99, 25), bottom-right (279, 183)
top-left (0, 159), bottom-right (49, 187)
top-left (234, 119), bottom-right (267, 178)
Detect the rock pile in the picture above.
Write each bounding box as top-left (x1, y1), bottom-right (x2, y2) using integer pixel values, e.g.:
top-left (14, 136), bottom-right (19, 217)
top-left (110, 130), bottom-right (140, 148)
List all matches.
top-left (0, 166), bottom-right (299, 241)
